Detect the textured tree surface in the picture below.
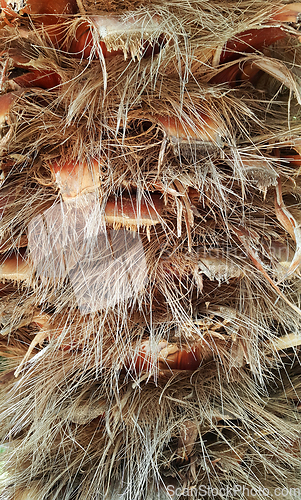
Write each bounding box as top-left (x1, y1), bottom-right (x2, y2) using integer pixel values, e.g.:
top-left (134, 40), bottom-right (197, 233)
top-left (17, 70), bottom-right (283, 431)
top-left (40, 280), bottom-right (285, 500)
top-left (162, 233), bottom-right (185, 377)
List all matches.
top-left (1, 1), bottom-right (301, 499)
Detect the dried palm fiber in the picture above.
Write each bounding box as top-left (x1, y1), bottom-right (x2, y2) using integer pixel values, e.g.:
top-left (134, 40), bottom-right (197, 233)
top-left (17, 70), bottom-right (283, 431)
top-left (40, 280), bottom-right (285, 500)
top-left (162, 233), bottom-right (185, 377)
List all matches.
top-left (1, 0), bottom-right (301, 499)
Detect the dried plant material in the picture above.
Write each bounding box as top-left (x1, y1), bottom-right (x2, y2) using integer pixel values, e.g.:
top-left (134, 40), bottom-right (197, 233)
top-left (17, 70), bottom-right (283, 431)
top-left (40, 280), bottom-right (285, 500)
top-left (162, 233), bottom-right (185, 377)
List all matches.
top-left (28, 200), bottom-right (151, 312)
top-left (0, 0), bottom-right (78, 50)
top-left (49, 158), bottom-right (101, 200)
top-left (104, 194), bottom-right (163, 229)
top-left (131, 339), bottom-right (201, 372)
top-left (177, 420), bottom-right (198, 460)
top-left (0, 251), bottom-right (32, 285)
top-left (233, 225), bottom-right (301, 317)
top-left (1, 0), bottom-right (301, 499)
top-left (198, 255), bottom-right (244, 282)
top-left (0, 92), bottom-right (17, 126)
top-left (65, 397), bottom-right (106, 424)
top-left (275, 178), bottom-right (301, 277)
top-left (241, 157), bottom-right (278, 190)
top-left (270, 332), bottom-right (301, 351)
top-left (11, 69), bottom-right (61, 89)
top-left (251, 56), bottom-right (301, 104)
top-left (130, 334), bottom-right (232, 375)
top-left (218, 3), bottom-right (301, 66)
top-left (75, 0), bottom-right (152, 14)
top-left (14, 328), bottom-right (48, 377)
top-left (156, 114), bottom-right (223, 147)
top-left (31, 312), bottom-right (51, 329)
top-left (0, 296), bottom-right (40, 335)
top-left (91, 13), bottom-right (162, 59)
top-left (0, 0), bottom-right (77, 17)
top-left (211, 55), bottom-right (301, 96)
top-left (12, 483), bottom-right (42, 500)
top-left (65, 14), bottom-right (165, 60)
top-left (270, 3), bottom-right (301, 24)
top-left (210, 59), bottom-right (262, 85)
top-left (219, 28), bottom-right (288, 65)
top-left (0, 92), bottom-right (18, 148)
top-left (65, 20), bottom-right (124, 59)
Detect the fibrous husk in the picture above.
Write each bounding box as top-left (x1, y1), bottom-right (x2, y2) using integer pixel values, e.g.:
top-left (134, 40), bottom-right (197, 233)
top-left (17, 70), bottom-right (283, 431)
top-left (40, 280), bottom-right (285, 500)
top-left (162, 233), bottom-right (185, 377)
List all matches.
top-left (1, 1), bottom-right (301, 499)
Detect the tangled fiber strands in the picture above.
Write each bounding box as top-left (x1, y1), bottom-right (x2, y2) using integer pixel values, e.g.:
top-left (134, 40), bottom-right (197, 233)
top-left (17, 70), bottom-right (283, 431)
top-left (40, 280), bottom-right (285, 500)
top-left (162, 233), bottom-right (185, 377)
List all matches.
top-left (2, 0), bottom-right (301, 499)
